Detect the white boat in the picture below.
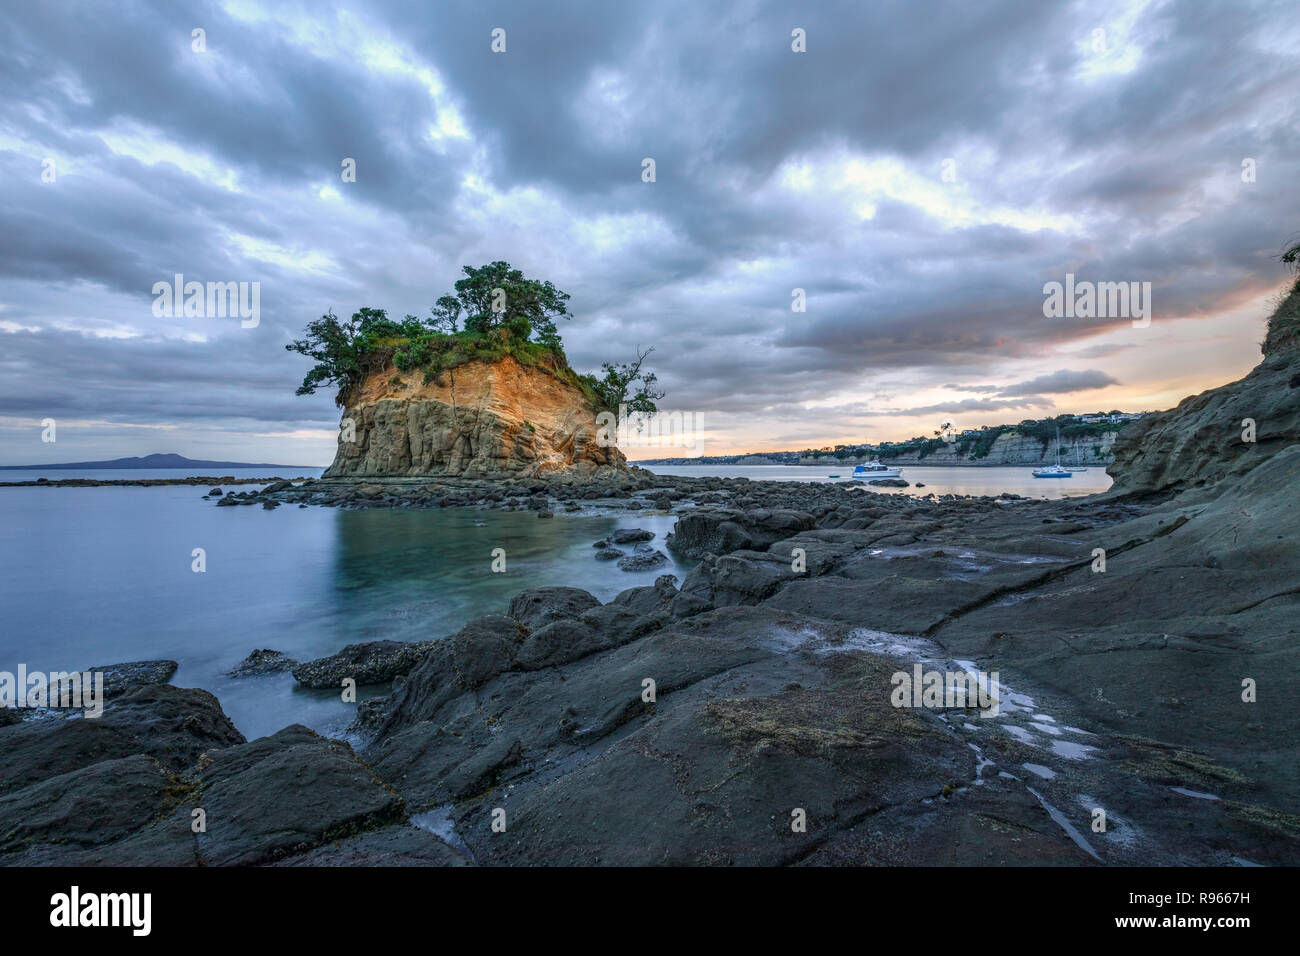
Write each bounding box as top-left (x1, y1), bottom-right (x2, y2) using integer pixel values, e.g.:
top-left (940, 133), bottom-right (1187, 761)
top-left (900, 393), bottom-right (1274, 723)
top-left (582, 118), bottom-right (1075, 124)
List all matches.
top-left (852, 461), bottom-right (903, 480)
top-left (1033, 428), bottom-right (1072, 478)
top-left (1032, 464), bottom-right (1072, 478)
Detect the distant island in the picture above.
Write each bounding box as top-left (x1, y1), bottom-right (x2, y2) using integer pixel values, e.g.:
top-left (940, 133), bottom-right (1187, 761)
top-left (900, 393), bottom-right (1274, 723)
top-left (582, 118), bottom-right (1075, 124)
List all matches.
top-left (633, 411), bottom-right (1148, 467)
top-left (0, 453), bottom-right (314, 471)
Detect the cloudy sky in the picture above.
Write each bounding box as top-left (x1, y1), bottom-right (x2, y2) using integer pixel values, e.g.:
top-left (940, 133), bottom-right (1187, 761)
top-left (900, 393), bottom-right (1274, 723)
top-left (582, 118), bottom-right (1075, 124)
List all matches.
top-left (3, 0), bottom-right (1298, 465)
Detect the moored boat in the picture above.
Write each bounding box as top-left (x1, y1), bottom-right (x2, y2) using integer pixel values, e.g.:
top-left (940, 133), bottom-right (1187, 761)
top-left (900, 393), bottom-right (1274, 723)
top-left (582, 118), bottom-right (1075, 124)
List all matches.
top-left (853, 461), bottom-right (903, 480)
top-left (1033, 428), bottom-right (1072, 478)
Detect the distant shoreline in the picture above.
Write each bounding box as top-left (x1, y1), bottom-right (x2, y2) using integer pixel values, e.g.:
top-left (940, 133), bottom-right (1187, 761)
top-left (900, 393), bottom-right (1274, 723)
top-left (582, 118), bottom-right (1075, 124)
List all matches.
top-left (0, 476), bottom-right (301, 488)
top-left (631, 460), bottom-right (1103, 469)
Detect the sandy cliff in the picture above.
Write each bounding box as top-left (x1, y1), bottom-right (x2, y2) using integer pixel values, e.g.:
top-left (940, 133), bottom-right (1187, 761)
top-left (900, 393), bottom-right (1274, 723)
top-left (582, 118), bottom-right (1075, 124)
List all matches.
top-left (324, 356), bottom-right (626, 478)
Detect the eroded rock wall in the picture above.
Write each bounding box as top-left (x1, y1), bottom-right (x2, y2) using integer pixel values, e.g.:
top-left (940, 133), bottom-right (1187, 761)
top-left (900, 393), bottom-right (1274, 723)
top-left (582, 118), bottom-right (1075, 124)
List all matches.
top-left (324, 356), bottom-right (625, 479)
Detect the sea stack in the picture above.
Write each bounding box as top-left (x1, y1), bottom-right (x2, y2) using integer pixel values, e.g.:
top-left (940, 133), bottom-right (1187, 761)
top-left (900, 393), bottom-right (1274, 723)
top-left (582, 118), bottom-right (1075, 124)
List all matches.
top-left (323, 354), bottom-right (626, 479)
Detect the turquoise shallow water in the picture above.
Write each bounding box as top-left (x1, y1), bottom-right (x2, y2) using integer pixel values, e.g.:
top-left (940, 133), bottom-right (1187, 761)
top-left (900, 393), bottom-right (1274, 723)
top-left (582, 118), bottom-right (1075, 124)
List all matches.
top-left (0, 482), bottom-right (686, 740)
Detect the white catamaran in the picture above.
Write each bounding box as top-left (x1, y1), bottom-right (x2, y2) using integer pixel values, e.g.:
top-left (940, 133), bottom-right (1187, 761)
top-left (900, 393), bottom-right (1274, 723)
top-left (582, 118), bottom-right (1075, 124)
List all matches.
top-left (1033, 428), bottom-right (1072, 478)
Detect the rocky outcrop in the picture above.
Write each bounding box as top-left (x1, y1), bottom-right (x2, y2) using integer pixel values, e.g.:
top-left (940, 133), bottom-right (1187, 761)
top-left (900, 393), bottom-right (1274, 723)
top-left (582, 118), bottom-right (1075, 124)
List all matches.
top-left (324, 356), bottom-right (626, 479)
top-left (1107, 276), bottom-right (1300, 500)
top-left (666, 507), bottom-right (816, 559)
top-left (0, 669), bottom-right (465, 867)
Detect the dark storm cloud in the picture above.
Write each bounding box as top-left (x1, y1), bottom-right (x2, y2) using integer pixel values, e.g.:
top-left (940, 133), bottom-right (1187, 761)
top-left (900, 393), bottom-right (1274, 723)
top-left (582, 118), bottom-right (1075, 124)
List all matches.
top-left (994, 369), bottom-right (1122, 396)
top-left (880, 396), bottom-right (1053, 418)
top-left (1, 0), bottom-right (1297, 461)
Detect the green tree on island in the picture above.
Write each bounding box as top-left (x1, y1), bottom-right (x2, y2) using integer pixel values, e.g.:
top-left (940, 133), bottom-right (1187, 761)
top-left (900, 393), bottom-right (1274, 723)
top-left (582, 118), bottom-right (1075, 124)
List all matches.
top-left (286, 262), bottom-right (662, 417)
top-left (584, 346), bottom-right (666, 415)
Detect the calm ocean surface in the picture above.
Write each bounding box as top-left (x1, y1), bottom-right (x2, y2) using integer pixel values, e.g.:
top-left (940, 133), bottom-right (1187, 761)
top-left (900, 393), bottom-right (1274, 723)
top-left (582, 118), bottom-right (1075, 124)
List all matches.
top-left (640, 463), bottom-right (1113, 498)
top-left (0, 462), bottom-right (1109, 740)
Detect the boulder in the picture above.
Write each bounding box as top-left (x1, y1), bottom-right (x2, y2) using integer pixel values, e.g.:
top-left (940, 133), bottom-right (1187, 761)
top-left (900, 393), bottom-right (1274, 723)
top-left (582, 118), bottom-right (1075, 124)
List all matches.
top-left (617, 548), bottom-right (669, 572)
top-left (193, 725), bottom-right (406, 866)
top-left (507, 587), bottom-right (602, 629)
top-left (229, 649), bottom-right (299, 678)
top-left (667, 508), bottom-right (815, 558)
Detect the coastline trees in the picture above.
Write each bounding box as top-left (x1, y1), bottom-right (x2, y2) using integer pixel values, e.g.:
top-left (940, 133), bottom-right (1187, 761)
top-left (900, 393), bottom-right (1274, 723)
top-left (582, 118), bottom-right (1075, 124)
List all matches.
top-left (286, 263), bottom-right (661, 416)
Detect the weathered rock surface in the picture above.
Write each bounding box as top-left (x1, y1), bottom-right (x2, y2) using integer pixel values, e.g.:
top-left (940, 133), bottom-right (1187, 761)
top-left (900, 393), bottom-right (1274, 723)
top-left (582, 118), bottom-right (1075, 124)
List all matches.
top-left (324, 356), bottom-right (626, 479)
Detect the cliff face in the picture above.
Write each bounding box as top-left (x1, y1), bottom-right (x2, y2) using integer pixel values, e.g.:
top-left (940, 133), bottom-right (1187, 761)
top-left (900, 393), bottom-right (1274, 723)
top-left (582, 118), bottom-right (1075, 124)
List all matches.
top-left (882, 431), bottom-right (1118, 467)
top-left (324, 356), bottom-right (626, 479)
top-left (1107, 277), bottom-right (1300, 499)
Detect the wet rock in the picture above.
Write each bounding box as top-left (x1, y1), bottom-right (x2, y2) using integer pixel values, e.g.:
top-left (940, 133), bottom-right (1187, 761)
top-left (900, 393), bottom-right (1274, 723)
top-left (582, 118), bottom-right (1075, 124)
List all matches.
top-left (193, 725), bottom-right (406, 866)
top-left (516, 620), bottom-right (611, 670)
top-left (229, 649), bottom-right (299, 678)
top-left (0, 755), bottom-right (192, 859)
top-left (667, 508), bottom-right (815, 559)
top-left (617, 549), bottom-right (669, 572)
top-left (610, 528), bottom-right (654, 544)
top-left (292, 640), bottom-right (436, 689)
top-left (675, 551), bottom-right (796, 607)
top-left (0, 684), bottom-right (244, 793)
top-left (666, 509), bottom-right (755, 558)
top-left (507, 587), bottom-right (602, 629)
top-left (269, 824), bottom-right (470, 866)
top-left (89, 659), bottom-right (179, 699)
top-left (378, 616), bottom-right (528, 732)
top-left (363, 605), bottom-right (973, 865)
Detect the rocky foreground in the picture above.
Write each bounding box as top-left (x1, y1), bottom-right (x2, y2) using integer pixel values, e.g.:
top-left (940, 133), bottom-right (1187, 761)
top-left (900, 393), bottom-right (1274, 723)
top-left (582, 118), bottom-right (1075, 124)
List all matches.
top-left (4, 450), bottom-right (1299, 865)
top-left (5, 291), bottom-right (1300, 865)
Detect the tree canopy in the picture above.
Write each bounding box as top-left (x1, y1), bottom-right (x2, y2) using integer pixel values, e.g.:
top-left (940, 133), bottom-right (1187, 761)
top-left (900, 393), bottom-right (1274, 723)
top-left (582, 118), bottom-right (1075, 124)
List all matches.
top-left (286, 262), bottom-right (662, 417)
top-left (580, 346), bottom-right (666, 414)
